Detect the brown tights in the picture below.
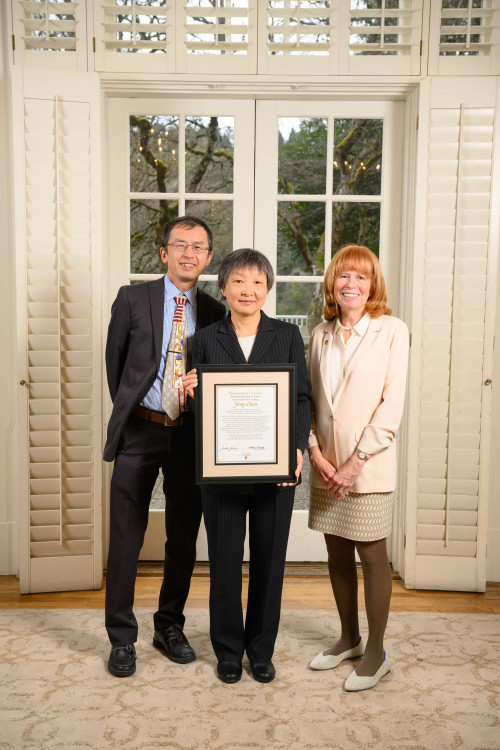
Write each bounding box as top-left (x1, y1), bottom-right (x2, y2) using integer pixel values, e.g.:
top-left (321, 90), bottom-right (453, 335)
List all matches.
top-left (323, 533), bottom-right (392, 676)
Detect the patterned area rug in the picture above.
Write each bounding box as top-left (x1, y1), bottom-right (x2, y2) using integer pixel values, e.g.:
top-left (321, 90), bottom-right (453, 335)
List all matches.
top-left (1, 609), bottom-right (499, 750)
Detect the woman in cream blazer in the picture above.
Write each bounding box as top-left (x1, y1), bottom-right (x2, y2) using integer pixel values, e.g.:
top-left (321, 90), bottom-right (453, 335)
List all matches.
top-left (307, 245), bottom-right (409, 692)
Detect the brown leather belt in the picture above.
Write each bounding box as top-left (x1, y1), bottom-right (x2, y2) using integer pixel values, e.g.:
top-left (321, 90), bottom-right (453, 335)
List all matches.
top-left (133, 405), bottom-right (182, 427)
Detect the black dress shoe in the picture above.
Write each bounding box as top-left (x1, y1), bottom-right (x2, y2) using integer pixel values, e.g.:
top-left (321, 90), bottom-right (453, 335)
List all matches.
top-left (108, 644), bottom-right (136, 678)
top-left (217, 660), bottom-right (242, 684)
top-left (250, 661), bottom-right (276, 683)
top-left (153, 625), bottom-right (196, 664)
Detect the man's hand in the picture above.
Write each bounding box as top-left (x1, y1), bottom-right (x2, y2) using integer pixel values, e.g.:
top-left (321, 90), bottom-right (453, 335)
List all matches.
top-left (182, 369), bottom-right (198, 398)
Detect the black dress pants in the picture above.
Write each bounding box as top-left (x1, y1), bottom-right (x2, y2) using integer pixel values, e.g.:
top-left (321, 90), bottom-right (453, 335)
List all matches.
top-left (201, 486), bottom-right (295, 663)
top-left (105, 414), bottom-right (201, 646)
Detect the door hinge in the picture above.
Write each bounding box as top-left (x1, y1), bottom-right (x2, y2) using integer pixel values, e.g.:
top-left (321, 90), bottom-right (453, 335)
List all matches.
top-left (12, 35), bottom-right (15, 51)
top-left (416, 115), bottom-right (419, 131)
top-left (93, 37), bottom-right (96, 53)
top-left (420, 39), bottom-right (423, 56)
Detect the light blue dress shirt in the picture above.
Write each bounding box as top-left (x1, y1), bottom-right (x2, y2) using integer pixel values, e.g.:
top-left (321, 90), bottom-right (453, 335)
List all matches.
top-left (141, 276), bottom-right (197, 412)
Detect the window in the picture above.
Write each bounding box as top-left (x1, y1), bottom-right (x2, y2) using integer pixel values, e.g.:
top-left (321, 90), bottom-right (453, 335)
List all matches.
top-left (274, 116), bottom-right (383, 331)
top-left (129, 114), bottom-right (236, 275)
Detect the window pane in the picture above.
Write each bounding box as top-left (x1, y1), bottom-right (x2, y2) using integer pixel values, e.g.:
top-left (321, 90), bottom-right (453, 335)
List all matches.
top-left (130, 115), bottom-right (179, 192)
top-left (277, 201), bottom-right (325, 275)
top-left (185, 199), bottom-right (233, 273)
top-left (130, 198), bottom-right (177, 274)
top-left (185, 117), bottom-right (234, 194)
top-left (333, 119), bottom-right (383, 195)
top-left (276, 281), bottom-right (324, 336)
top-left (332, 202), bottom-right (381, 256)
top-left (278, 118), bottom-right (327, 195)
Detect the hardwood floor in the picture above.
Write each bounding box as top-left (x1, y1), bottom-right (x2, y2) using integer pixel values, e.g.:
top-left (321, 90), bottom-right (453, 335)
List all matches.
top-left (1, 565), bottom-right (499, 614)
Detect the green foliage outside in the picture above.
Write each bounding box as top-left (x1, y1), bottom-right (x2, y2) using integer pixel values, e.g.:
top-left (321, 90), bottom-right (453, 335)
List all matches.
top-left (129, 114), bottom-right (383, 332)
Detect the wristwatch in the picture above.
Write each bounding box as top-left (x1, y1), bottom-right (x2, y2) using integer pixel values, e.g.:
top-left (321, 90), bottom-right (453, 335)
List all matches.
top-left (356, 448), bottom-right (370, 461)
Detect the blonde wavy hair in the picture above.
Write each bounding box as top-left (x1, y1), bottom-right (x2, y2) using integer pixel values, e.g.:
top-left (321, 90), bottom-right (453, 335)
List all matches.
top-left (323, 245), bottom-right (391, 321)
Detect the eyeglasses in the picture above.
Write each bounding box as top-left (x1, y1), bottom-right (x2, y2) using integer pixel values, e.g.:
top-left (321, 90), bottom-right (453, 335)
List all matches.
top-left (167, 241), bottom-right (210, 255)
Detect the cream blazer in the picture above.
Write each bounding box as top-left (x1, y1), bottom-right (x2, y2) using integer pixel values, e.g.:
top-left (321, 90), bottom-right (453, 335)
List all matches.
top-left (307, 314), bottom-right (409, 493)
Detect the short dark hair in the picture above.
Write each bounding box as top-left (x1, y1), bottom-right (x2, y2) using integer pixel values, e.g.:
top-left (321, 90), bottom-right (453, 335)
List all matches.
top-left (218, 249), bottom-right (274, 291)
top-left (161, 215), bottom-right (213, 252)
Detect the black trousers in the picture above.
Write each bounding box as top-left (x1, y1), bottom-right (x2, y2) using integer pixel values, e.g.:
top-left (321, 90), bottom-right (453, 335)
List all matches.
top-left (201, 487), bottom-right (295, 664)
top-left (105, 414), bottom-right (201, 647)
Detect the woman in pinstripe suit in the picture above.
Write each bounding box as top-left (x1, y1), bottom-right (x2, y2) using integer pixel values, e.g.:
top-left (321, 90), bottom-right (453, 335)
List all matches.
top-left (183, 249), bottom-right (311, 684)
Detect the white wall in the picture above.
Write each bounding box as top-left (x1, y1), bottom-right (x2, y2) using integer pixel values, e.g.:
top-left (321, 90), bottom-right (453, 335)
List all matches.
top-left (1, 4), bottom-right (500, 584)
top-left (0, 2), bottom-right (18, 575)
top-left (488, 259), bottom-right (500, 582)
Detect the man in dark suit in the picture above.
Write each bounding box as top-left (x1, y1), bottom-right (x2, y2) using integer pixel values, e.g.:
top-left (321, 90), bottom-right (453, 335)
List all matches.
top-left (103, 216), bottom-right (225, 678)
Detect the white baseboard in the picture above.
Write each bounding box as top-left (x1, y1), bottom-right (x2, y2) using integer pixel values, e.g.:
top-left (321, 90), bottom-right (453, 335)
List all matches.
top-left (0, 522), bottom-right (17, 575)
top-left (486, 529), bottom-right (500, 582)
top-left (286, 511), bottom-right (327, 561)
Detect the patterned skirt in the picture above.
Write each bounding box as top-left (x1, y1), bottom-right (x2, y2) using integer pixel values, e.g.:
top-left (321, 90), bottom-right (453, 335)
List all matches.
top-left (308, 486), bottom-right (394, 542)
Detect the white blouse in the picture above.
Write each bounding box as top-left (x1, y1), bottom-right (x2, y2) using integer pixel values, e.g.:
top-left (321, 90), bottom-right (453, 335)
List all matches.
top-left (238, 334), bottom-right (256, 362)
top-left (330, 314), bottom-right (370, 399)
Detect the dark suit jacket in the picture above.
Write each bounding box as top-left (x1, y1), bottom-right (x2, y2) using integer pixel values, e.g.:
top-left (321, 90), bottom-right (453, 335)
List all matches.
top-left (103, 277), bottom-right (225, 462)
top-left (191, 311), bottom-right (311, 494)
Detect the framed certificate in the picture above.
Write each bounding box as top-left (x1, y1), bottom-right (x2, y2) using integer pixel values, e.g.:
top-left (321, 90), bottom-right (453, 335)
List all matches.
top-left (195, 364), bottom-right (296, 484)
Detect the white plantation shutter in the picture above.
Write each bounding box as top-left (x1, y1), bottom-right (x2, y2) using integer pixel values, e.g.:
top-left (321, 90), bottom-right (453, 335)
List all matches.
top-left (12, 0), bottom-right (88, 70)
top-left (15, 69), bottom-right (102, 593)
top-left (428, 0), bottom-right (500, 75)
top-left (94, 0), bottom-right (257, 73)
top-left (94, 0), bottom-right (176, 73)
top-left (259, 0), bottom-right (338, 74)
top-left (413, 105), bottom-right (494, 590)
top-left (339, 0), bottom-right (423, 75)
top-left (178, 0), bottom-right (256, 73)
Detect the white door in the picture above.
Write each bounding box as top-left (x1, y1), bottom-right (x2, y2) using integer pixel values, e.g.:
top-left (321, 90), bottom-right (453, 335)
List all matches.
top-left (254, 100), bottom-right (405, 560)
top-left (105, 97), bottom-right (405, 562)
top-left (105, 98), bottom-right (256, 561)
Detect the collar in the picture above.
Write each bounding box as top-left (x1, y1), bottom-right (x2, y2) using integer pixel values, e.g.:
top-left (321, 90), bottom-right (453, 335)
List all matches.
top-left (163, 275), bottom-right (197, 306)
top-left (333, 313), bottom-right (370, 338)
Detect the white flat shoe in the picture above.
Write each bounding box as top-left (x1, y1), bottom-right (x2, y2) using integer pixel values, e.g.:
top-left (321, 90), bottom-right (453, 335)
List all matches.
top-left (309, 637), bottom-right (364, 671)
top-left (344, 653), bottom-right (391, 691)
